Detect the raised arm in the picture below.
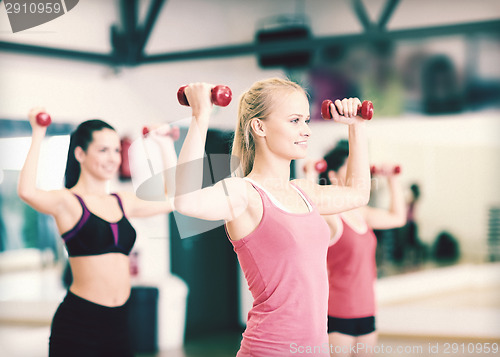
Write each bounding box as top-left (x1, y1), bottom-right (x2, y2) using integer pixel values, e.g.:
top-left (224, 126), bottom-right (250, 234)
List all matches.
top-left (303, 158), bottom-right (341, 243)
top-left (155, 128), bottom-right (178, 197)
top-left (174, 83), bottom-right (247, 221)
top-left (363, 166), bottom-right (407, 229)
top-left (343, 109), bottom-right (371, 209)
top-left (296, 98), bottom-right (371, 215)
top-left (121, 124), bottom-right (178, 218)
top-left (17, 108), bottom-right (68, 215)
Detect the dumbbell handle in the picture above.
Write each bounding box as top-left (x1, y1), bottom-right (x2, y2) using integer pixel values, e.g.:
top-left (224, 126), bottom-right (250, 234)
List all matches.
top-left (321, 100), bottom-right (373, 120)
top-left (142, 126), bottom-right (180, 141)
top-left (177, 85), bottom-right (232, 107)
top-left (370, 165), bottom-right (401, 175)
top-left (36, 112), bottom-right (52, 127)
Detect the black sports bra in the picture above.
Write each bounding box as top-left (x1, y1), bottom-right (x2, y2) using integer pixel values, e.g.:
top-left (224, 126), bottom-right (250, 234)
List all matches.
top-left (62, 193), bottom-right (136, 257)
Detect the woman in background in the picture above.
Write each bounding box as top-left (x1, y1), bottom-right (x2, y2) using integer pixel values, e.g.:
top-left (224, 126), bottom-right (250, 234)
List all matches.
top-left (306, 140), bottom-right (406, 357)
top-left (18, 107), bottom-right (176, 357)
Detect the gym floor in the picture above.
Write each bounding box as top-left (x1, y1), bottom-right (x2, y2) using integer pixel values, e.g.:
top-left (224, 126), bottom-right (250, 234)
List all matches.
top-left (2, 326), bottom-right (497, 357)
top-left (1, 263), bottom-right (498, 357)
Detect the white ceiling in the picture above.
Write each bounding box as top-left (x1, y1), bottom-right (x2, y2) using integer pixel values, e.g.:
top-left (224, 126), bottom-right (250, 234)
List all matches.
top-left (0, 0), bottom-right (499, 56)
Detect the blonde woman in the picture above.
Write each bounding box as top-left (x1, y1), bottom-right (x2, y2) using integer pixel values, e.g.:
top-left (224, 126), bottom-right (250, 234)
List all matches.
top-left (174, 78), bottom-right (371, 356)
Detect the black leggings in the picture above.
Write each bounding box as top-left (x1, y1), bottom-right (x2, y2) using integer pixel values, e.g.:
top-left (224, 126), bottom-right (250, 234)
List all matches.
top-left (49, 290), bottom-right (133, 357)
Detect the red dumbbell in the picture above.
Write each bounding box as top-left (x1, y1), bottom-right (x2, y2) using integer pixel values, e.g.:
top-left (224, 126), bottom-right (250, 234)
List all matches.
top-left (321, 100), bottom-right (373, 120)
top-left (370, 165), bottom-right (401, 175)
top-left (143, 126), bottom-right (180, 141)
top-left (177, 85), bottom-right (232, 107)
top-left (168, 127), bottom-right (180, 141)
top-left (36, 112), bottom-right (52, 126)
top-left (314, 159), bottom-right (328, 173)
top-left (303, 159), bottom-right (328, 174)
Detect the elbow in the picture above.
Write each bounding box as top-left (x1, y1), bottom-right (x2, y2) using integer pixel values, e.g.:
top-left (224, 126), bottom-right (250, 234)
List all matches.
top-left (389, 213), bottom-right (407, 228)
top-left (362, 191), bottom-right (370, 207)
top-left (174, 195), bottom-right (199, 217)
top-left (395, 215), bottom-right (407, 228)
top-left (350, 182), bottom-right (370, 208)
top-left (173, 197), bottom-right (187, 215)
top-left (358, 190), bottom-right (370, 208)
top-left (351, 193), bottom-right (369, 210)
top-left (17, 185), bottom-right (33, 203)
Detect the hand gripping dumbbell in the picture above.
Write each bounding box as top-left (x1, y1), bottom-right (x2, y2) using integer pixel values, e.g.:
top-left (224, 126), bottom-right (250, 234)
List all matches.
top-left (370, 165), bottom-right (401, 175)
top-left (142, 126), bottom-right (180, 141)
top-left (177, 85), bottom-right (232, 107)
top-left (321, 100), bottom-right (373, 120)
top-left (36, 112), bottom-right (52, 126)
top-left (303, 159), bottom-right (328, 174)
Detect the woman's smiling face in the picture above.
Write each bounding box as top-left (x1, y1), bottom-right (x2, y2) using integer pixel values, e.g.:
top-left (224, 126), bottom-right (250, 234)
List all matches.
top-left (262, 89), bottom-right (312, 160)
top-left (78, 128), bottom-right (122, 180)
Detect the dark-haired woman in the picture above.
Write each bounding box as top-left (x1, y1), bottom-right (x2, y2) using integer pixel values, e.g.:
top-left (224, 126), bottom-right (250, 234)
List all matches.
top-left (18, 107), bottom-right (175, 357)
top-left (306, 140), bottom-right (406, 357)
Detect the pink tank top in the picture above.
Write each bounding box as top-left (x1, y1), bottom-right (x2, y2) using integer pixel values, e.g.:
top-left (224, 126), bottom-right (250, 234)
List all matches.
top-left (227, 181), bottom-right (330, 356)
top-left (327, 216), bottom-right (377, 318)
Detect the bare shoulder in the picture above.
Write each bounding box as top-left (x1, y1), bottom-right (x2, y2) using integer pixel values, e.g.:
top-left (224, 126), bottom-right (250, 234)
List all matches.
top-left (219, 176), bottom-right (248, 190)
top-left (53, 188), bottom-right (80, 209)
top-left (291, 178), bottom-right (316, 190)
top-left (223, 177), bottom-right (264, 217)
top-left (224, 177), bottom-right (264, 241)
top-left (56, 188), bottom-right (76, 199)
top-left (113, 191), bottom-right (135, 210)
top-left (217, 176), bottom-right (260, 208)
top-left (50, 189), bottom-right (85, 229)
top-left (291, 178), bottom-right (320, 197)
top-left (114, 191), bottom-right (135, 204)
